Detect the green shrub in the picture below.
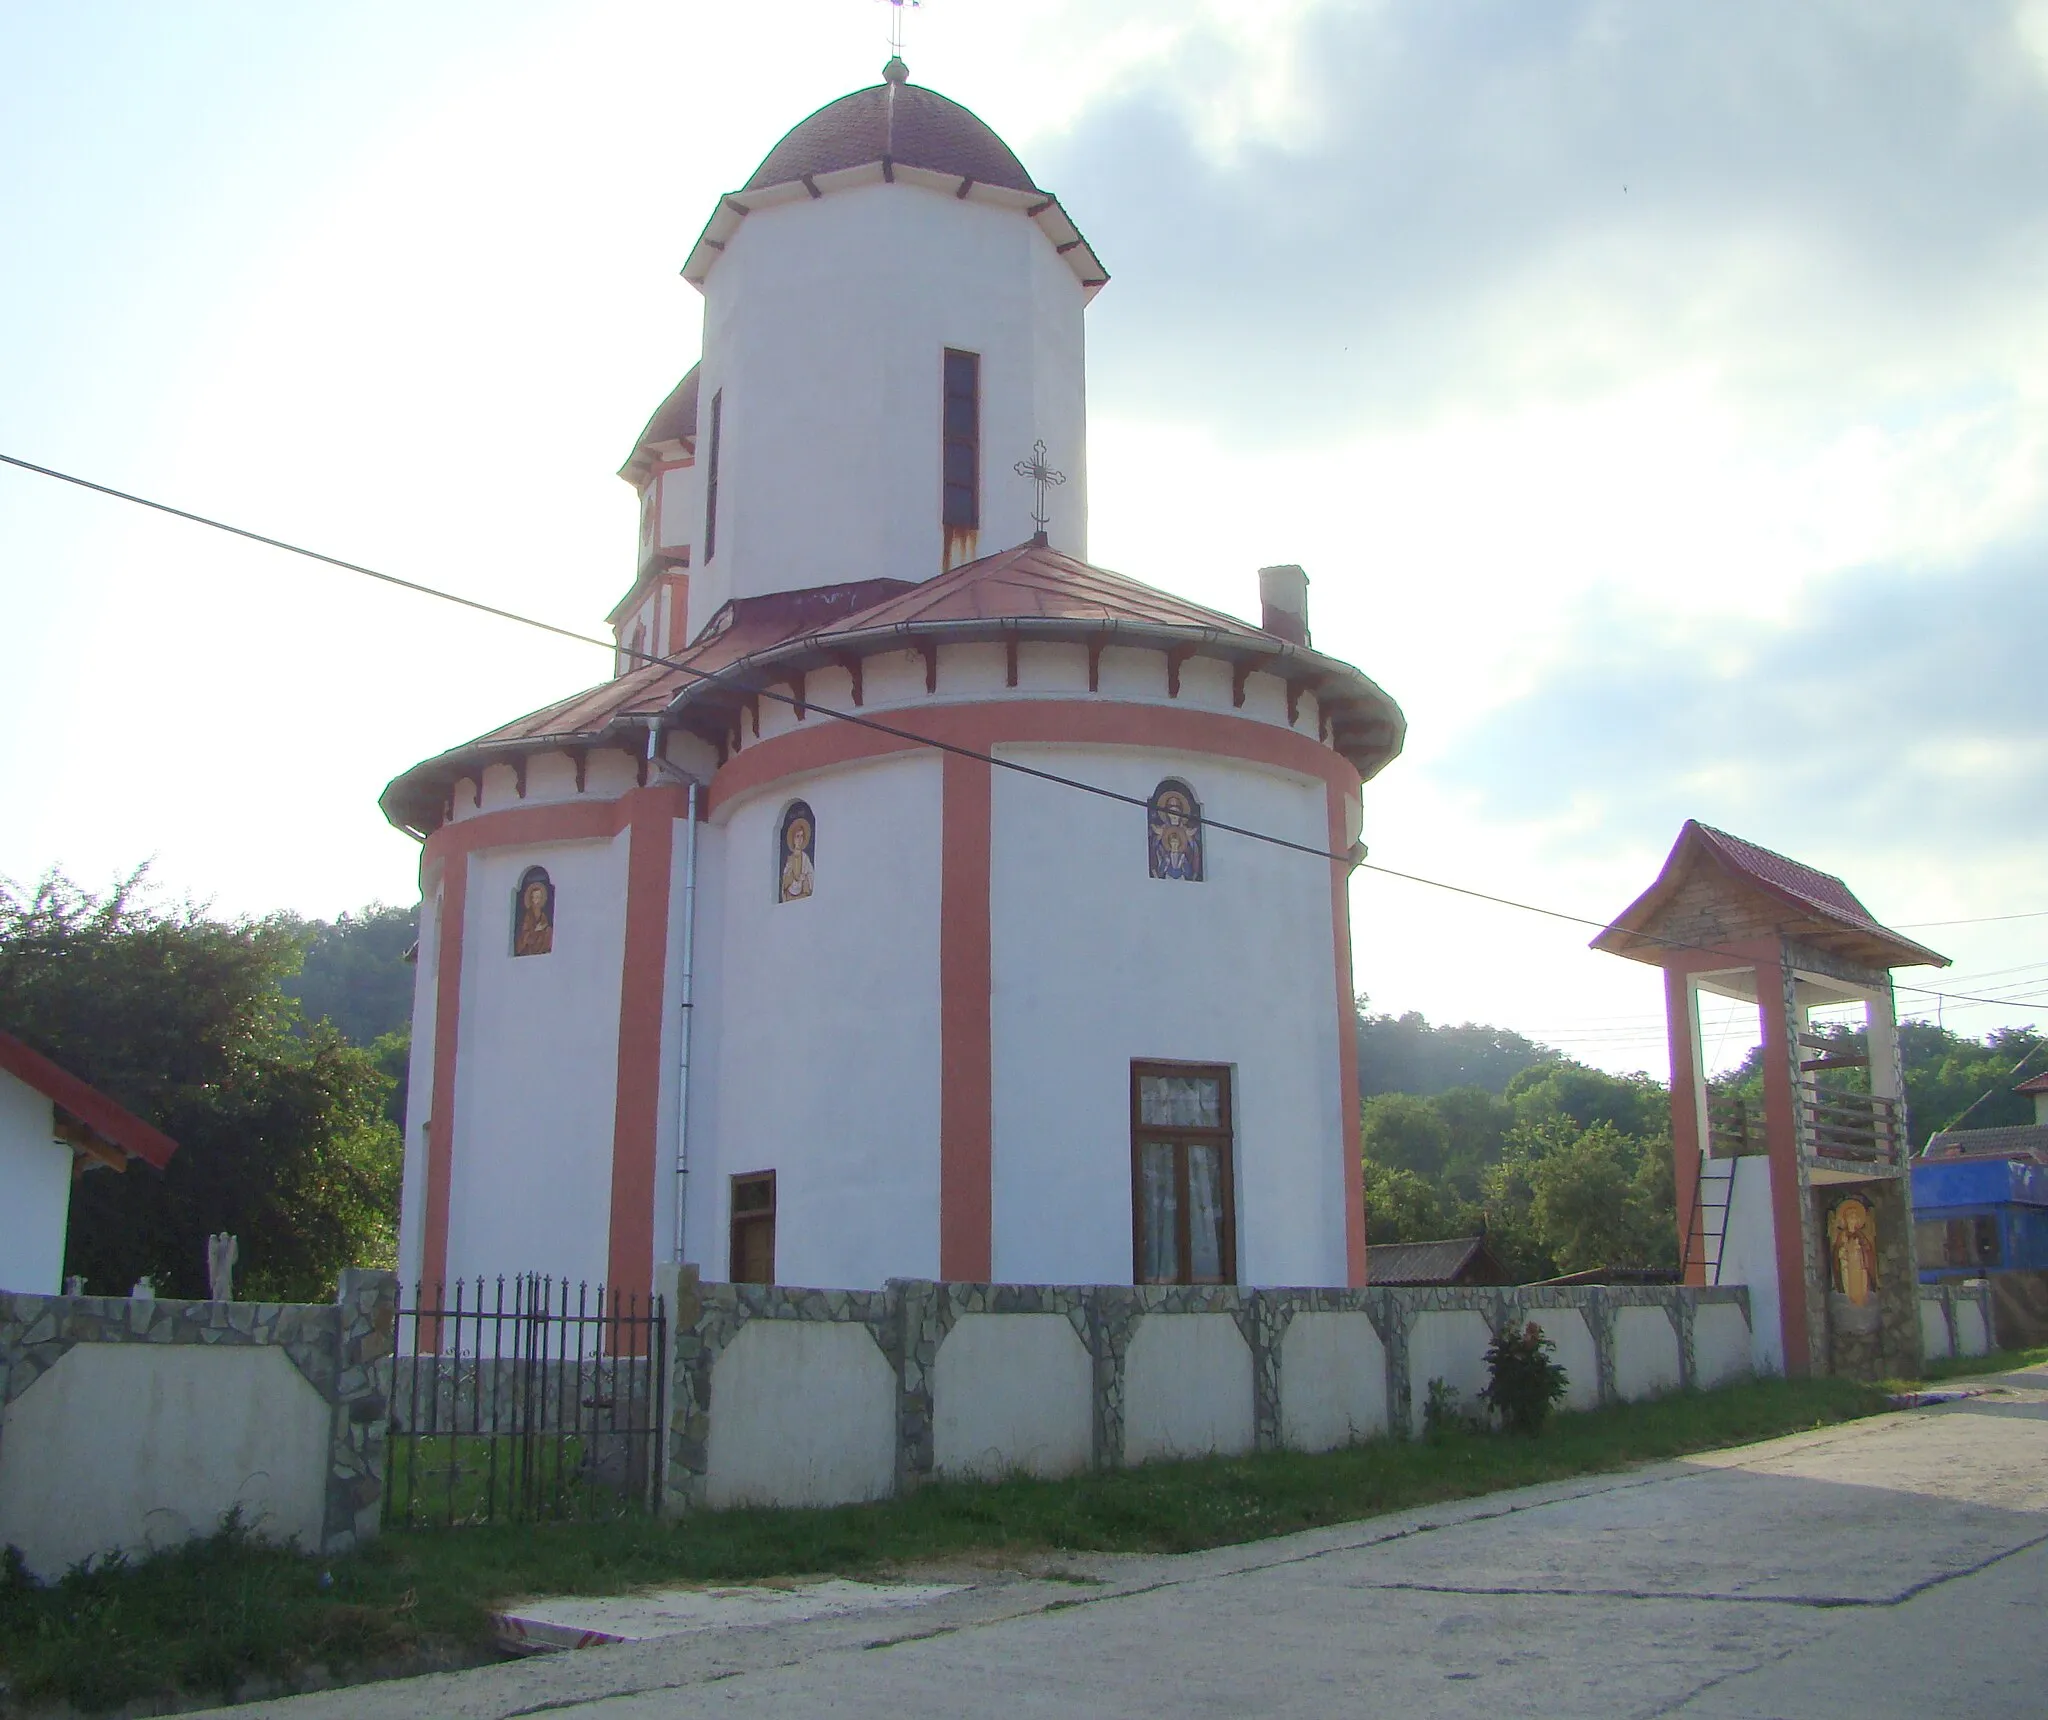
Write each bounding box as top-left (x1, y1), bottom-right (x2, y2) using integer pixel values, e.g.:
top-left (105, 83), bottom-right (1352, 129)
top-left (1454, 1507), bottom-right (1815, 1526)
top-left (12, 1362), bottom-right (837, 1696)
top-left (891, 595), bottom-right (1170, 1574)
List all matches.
top-left (1481, 1318), bottom-right (1569, 1434)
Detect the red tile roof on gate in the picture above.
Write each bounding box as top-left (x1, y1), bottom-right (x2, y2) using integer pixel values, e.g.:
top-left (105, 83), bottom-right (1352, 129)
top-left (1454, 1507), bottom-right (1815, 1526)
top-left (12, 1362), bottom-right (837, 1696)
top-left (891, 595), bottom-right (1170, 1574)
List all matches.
top-left (2015, 1072), bottom-right (2048, 1097)
top-left (1592, 820), bottom-right (1949, 972)
top-left (0, 1031), bottom-right (178, 1170)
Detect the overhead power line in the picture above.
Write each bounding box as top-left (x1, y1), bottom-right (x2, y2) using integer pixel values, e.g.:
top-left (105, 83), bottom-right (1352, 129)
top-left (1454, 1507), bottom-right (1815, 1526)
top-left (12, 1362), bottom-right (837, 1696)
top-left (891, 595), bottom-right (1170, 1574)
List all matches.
top-left (4, 448), bottom-right (2043, 1024)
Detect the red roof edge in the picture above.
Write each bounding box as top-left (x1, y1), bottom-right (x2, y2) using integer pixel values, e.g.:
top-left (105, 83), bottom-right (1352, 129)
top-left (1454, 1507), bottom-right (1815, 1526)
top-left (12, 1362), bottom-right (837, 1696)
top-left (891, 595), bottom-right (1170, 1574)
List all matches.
top-left (0, 1031), bottom-right (178, 1170)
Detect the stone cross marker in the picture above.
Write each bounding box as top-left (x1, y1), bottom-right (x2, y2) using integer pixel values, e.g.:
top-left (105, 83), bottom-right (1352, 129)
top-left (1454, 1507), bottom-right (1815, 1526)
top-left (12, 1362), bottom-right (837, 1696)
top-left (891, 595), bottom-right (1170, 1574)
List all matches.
top-left (207, 1232), bottom-right (240, 1302)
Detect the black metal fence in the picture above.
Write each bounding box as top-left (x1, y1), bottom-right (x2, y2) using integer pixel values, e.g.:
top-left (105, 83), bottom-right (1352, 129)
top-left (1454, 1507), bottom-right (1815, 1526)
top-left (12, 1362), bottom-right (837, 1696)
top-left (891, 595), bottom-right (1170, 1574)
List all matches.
top-left (384, 1275), bottom-right (667, 1527)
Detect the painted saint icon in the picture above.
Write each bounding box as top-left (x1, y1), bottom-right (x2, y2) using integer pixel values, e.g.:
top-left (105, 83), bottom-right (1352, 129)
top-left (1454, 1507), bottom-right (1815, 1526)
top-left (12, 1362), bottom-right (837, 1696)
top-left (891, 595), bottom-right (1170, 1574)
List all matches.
top-left (512, 866), bottom-right (555, 957)
top-left (1828, 1195), bottom-right (1878, 1306)
top-left (778, 801), bottom-right (816, 903)
top-left (1147, 780), bottom-right (1203, 881)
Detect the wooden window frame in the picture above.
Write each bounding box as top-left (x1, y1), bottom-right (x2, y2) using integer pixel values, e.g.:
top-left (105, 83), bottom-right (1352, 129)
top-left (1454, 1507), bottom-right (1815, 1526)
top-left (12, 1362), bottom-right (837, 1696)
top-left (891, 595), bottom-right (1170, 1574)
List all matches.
top-left (703, 387), bottom-right (723, 563)
top-left (1130, 1061), bottom-right (1237, 1286)
top-left (728, 1169), bottom-right (776, 1284)
top-left (941, 349), bottom-right (980, 531)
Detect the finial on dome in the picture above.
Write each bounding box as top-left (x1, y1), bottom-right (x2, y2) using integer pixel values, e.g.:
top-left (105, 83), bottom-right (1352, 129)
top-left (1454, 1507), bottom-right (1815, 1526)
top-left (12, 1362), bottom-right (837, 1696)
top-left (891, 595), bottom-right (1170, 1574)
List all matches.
top-left (883, 55), bottom-right (909, 84)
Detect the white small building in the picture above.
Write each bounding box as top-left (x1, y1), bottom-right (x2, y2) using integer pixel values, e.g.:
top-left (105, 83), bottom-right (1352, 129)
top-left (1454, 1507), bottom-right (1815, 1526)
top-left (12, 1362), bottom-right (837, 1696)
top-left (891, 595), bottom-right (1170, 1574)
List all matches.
top-left (381, 63), bottom-right (1407, 1302)
top-left (0, 1031), bottom-right (179, 1294)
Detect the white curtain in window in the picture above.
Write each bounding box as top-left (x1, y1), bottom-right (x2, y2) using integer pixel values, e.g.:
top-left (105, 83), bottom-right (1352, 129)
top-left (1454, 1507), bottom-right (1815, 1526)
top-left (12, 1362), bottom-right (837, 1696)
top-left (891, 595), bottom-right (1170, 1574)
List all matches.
top-left (1187, 1144), bottom-right (1224, 1281)
top-left (1139, 1075), bottom-right (1222, 1129)
top-left (1140, 1141), bottom-right (1178, 1282)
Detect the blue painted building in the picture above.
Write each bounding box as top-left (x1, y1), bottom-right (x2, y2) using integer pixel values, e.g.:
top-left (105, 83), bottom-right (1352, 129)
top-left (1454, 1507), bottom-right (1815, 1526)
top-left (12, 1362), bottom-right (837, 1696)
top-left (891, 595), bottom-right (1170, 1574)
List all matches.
top-left (1913, 1154), bottom-right (2048, 1280)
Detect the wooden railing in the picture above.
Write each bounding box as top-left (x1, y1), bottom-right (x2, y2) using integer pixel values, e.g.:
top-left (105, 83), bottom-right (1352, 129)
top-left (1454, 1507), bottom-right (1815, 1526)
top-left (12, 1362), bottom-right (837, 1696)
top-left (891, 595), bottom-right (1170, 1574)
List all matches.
top-left (1705, 1093), bottom-right (1764, 1158)
top-left (1801, 1088), bottom-right (1904, 1170)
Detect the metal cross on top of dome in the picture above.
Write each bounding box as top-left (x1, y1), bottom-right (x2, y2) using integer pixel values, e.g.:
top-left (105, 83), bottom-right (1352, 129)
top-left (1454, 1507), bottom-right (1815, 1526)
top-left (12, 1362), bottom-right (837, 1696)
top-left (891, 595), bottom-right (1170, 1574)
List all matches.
top-left (1014, 439), bottom-right (1066, 543)
top-left (881, 0), bottom-right (919, 67)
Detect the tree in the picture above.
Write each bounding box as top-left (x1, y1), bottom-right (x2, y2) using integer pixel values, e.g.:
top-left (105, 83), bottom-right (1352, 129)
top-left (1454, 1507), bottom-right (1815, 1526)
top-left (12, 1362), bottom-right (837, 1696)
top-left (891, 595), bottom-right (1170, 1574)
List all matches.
top-left (278, 903), bottom-right (418, 1050)
top-left (1362, 1157), bottom-right (1473, 1245)
top-left (1360, 1092), bottom-right (1452, 1177)
top-left (0, 871), bottom-right (401, 1301)
top-left (1356, 1001), bottom-right (1556, 1098)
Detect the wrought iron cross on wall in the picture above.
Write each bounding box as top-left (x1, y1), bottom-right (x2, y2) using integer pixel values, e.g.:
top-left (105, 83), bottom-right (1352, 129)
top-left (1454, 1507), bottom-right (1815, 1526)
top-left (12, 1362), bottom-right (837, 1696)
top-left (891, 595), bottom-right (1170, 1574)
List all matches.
top-left (1014, 439), bottom-right (1066, 544)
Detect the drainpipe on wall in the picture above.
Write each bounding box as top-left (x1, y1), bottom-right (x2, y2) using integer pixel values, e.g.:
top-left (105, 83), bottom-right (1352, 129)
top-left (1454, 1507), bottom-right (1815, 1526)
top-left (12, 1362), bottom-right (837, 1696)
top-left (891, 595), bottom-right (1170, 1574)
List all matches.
top-left (647, 726), bottom-right (702, 1266)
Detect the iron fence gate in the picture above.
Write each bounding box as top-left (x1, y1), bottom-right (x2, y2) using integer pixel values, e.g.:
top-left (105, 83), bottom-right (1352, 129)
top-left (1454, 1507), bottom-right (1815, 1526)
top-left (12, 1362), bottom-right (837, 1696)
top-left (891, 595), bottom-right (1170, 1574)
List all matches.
top-left (384, 1275), bottom-right (667, 1527)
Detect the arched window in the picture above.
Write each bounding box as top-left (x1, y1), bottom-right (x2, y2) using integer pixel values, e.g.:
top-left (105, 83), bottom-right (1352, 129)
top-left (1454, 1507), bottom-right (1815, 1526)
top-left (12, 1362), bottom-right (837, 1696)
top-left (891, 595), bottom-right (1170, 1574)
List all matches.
top-left (1147, 780), bottom-right (1203, 882)
top-left (512, 866), bottom-right (555, 956)
top-left (777, 801), bottom-right (816, 903)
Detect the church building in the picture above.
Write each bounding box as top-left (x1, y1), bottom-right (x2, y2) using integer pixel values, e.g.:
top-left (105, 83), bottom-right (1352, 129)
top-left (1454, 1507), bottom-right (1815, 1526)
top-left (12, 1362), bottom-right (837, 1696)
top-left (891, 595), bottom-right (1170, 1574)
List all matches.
top-left (381, 63), bottom-right (1406, 1303)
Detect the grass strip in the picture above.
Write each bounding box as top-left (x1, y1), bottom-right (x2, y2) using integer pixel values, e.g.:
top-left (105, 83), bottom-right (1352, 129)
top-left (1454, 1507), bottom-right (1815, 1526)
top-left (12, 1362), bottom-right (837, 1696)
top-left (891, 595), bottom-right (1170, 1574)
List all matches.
top-left (0, 1374), bottom-right (1886, 1714)
top-left (1904, 1343), bottom-right (2048, 1383)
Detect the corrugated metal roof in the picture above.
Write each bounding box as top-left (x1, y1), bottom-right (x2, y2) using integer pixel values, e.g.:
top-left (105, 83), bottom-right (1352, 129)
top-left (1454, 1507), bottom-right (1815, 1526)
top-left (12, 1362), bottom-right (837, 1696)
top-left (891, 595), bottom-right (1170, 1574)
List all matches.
top-left (1925, 1124), bottom-right (2048, 1161)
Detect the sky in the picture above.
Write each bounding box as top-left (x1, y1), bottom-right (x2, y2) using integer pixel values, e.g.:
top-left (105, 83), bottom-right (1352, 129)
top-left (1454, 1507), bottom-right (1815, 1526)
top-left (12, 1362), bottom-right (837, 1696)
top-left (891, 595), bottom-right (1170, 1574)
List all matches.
top-left (3, 0), bottom-right (2045, 1078)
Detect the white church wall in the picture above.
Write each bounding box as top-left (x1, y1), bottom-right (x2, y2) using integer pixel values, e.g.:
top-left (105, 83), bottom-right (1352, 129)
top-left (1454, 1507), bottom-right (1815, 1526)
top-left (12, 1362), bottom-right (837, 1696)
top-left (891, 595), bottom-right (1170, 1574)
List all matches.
top-left (1613, 1306), bottom-right (1682, 1401)
top-left (702, 1320), bottom-right (896, 1508)
top-left (446, 834), bottom-right (631, 1289)
top-left (1122, 1313), bottom-right (1254, 1462)
top-left (691, 182), bottom-right (1086, 634)
top-left (0, 1072), bottom-right (67, 1295)
top-left (1278, 1310), bottom-right (1387, 1450)
top-left (396, 876), bottom-right (440, 1295)
top-left (697, 752), bottom-right (944, 1286)
top-left (932, 1313), bottom-right (1093, 1480)
top-left (988, 745), bottom-right (1344, 1286)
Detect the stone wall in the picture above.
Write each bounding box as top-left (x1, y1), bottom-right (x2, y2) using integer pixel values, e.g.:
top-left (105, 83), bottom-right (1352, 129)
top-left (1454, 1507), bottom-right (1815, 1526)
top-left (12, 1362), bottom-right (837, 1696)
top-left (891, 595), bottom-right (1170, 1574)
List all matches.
top-left (654, 1269), bottom-right (1752, 1512)
top-left (0, 1270), bottom-right (396, 1579)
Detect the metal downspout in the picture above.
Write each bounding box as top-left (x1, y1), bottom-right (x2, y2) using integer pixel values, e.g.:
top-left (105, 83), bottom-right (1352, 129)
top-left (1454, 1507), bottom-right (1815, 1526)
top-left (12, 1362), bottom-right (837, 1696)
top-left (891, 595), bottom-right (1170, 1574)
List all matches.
top-left (673, 776), bottom-right (700, 1263)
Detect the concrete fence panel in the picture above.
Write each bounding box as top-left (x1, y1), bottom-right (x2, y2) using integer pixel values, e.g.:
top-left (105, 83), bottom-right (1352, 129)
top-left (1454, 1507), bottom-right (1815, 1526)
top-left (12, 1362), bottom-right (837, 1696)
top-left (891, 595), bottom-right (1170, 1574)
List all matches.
top-left (1407, 1309), bottom-right (1492, 1432)
top-left (1277, 1310), bottom-right (1387, 1451)
top-left (703, 1319), bottom-right (896, 1508)
top-left (1955, 1292), bottom-right (1990, 1358)
top-left (1693, 1302), bottom-right (1755, 1388)
top-left (1918, 1296), bottom-right (1953, 1364)
top-left (0, 1272), bottom-right (396, 1581)
top-left (933, 1312), bottom-right (1092, 1481)
top-left (0, 1345), bottom-right (330, 1579)
top-left (1123, 1312), bottom-right (1254, 1463)
top-left (1613, 1306), bottom-right (1683, 1401)
top-left (1536, 1308), bottom-right (1601, 1412)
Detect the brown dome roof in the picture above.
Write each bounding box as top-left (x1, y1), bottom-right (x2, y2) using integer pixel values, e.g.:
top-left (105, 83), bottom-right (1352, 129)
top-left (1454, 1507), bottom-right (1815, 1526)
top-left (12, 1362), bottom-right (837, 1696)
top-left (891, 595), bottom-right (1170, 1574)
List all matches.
top-left (744, 78), bottom-right (1036, 195)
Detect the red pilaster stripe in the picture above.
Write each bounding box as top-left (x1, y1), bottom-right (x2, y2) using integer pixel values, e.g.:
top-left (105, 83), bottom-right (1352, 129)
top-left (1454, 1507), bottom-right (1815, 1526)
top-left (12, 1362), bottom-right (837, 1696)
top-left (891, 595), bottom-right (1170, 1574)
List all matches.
top-left (939, 749), bottom-right (994, 1282)
top-left (1328, 785), bottom-right (1367, 1288)
top-left (607, 797), bottom-right (677, 1300)
top-left (420, 852), bottom-right (468, 1300)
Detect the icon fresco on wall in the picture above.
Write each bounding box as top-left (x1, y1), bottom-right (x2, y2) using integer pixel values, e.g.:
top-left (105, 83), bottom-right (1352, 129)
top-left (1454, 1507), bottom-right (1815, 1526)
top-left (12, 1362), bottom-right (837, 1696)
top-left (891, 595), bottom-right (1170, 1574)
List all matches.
top-left (778, 801), bottom-right (816, 903)
top-left (512, 866), bottom-right (555, 957)
top-left (1148, 780), bottom-right (1203, 881)
top-left (1827, 1195), bottom-right (1879, 1306)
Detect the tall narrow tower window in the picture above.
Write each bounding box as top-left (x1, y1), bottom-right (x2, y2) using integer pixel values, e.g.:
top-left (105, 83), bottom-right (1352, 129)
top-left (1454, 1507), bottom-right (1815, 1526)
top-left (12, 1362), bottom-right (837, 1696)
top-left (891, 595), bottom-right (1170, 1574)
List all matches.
top-left (942, 350), bottom-right (980, 531)
top-left (703, 388), bottom-right (724, 563)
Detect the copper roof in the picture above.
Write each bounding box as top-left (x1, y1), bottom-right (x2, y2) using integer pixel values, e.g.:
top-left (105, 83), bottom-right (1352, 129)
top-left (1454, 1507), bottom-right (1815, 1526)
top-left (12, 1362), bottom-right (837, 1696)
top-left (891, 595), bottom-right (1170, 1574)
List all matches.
top-left (1593, 819), bottom-right (1949, 971)
top-left (744, 80), bottom-right (1036, 195)
top-left (380, 546), bottom-right (1406, 834)
top-left (0, 1031), bottom-right (178, 1170)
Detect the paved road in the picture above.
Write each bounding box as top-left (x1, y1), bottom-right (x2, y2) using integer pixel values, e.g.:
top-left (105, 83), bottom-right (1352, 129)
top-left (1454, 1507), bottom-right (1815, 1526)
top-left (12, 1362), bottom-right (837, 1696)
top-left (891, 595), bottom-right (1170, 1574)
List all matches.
top-left (227, 1368), bottom-right (2048, 1719)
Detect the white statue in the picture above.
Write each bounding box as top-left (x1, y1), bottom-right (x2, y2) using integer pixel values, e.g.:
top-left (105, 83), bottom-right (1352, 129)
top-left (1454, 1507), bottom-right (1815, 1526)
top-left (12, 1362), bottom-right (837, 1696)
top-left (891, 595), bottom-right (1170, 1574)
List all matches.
top-left (206, 1233), bottom-right (240, 1302)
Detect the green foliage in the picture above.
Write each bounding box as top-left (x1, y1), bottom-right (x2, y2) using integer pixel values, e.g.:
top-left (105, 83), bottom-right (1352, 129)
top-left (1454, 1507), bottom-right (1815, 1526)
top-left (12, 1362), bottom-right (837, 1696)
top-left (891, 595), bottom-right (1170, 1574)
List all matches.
top-left (1361, 1158), bottom-right (1473, 1246)
top-left (1481, 1318), bottom-right (1570, 1434)
top-left (277, 903), bottom-right (419, 1050)
top-left (1360, 1091), bottom-right (1451, 1174)
top-left (1356, 1001), bottom-right (1556, 1098)
top-left (0, 871), bottom-right (401, 1300)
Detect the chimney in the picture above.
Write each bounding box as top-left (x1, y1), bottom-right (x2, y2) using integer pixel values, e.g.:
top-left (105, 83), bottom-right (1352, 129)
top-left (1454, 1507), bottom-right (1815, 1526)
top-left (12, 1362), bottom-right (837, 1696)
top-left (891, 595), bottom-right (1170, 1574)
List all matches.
top-left (1258, 564), bottom-right (1310, 645)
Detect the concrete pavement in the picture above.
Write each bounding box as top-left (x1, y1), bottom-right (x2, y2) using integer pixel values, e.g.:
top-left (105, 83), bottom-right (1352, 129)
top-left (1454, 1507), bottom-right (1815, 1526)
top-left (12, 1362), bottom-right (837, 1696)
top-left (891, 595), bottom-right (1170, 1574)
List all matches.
top-left (218, 1367), bottom-right (2048, 1719)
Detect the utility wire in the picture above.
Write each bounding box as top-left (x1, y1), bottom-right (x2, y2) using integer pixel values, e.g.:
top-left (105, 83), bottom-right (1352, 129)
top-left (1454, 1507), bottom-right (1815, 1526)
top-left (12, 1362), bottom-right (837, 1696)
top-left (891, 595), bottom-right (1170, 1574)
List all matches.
top-left (4, 448), bottom-right (2042, 1021)
top-left (1927, 1039), bottom-right (2048, 1144)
